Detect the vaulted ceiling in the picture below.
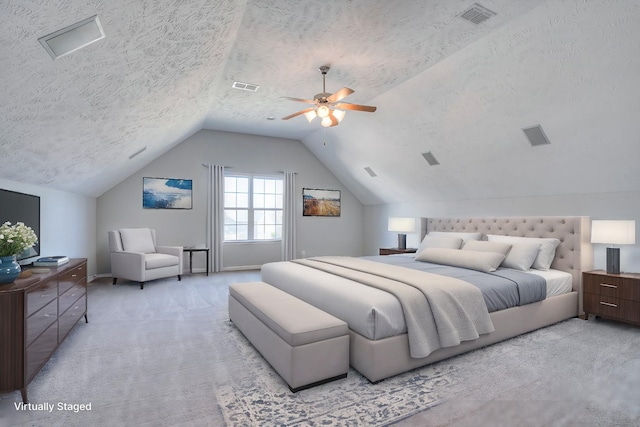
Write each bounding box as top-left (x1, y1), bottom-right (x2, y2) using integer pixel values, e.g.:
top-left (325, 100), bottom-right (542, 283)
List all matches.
top-left (1, 1), bottom-right (639, 203)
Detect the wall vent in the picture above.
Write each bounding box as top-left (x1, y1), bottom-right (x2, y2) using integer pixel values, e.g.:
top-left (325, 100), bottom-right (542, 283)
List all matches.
top-left (38, 15), bottom-right (105, 59)
top-left (128, 146), bottom-right (147, 160)
top-left (460, 3), bottom-right (496, 25)
top-left (522, 125), bottom-right (551, 147)
top-left (364, 166), bottom-right (377, 177)
top-left (422, 151), bottom-right (440, 166)
top-left (232, 81), bottom-right (260, 92)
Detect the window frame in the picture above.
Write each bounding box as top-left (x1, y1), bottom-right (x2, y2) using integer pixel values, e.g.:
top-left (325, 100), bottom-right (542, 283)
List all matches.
top-left (223, 172), bottom-right (283, 243)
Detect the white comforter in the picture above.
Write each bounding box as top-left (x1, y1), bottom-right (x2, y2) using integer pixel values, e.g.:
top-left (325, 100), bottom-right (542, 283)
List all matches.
top-left (290, 257), bottom-right (495, 358)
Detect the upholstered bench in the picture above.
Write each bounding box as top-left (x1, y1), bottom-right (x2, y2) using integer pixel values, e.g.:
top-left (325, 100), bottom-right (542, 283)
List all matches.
top-left (229, 282), bottom-right (349, 392)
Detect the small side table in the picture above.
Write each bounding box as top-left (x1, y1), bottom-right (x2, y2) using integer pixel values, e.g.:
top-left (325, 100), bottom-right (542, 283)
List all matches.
top-left (183, 246), bottom-right (209, 276)
top-left (379, 248), bottom-right (417, 256)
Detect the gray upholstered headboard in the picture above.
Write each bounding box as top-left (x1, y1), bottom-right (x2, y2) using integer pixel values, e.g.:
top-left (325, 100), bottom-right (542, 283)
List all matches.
top-left (420, 217), bottom-right (593, 293)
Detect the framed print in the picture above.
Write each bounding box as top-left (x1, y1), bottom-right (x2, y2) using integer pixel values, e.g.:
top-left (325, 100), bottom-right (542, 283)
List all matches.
top-left (303, 188), bottom-right (341, 217)
top-left (143, 177), bottom-right (192, 209)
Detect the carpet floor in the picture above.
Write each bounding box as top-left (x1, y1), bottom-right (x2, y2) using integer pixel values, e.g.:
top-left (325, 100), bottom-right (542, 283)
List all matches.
top-left (1, 271), bottom-right (639, 426)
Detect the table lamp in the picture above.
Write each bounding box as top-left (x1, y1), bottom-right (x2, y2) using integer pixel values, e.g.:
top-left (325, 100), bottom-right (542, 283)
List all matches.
top-left (388, 217), bottom-right (416, 250)
top-left (590, 220), bottom-right (635, 274)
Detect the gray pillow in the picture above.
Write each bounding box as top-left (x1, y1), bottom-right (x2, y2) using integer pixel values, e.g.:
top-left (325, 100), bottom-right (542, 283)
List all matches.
top-left (415, 248), bottom-right (506, 273)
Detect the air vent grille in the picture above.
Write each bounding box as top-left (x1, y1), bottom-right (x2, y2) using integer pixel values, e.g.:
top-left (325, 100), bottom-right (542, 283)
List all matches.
top-left (460, 3), bottom-right (496, 25)
top-left (232, 81), bottom-right (259, 92)
top-left (364, 167), bottom-right (377, 177)
top-left (522, 125), bottom-right (551, 147)
top-left (38, 15), bottom-right (105, 59)
top-left (422, 151), bottom-right (440, 166)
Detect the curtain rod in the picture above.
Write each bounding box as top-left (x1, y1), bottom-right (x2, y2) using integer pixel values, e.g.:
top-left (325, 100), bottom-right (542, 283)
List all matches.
top-left (200, 164), bottom-right (297, 174)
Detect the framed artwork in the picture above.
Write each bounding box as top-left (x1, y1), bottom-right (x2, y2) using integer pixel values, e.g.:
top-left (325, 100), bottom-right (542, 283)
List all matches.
top-left (143, 177), bottom-right (192, 209)
top-left (303, 188), bottom-right (341, 217)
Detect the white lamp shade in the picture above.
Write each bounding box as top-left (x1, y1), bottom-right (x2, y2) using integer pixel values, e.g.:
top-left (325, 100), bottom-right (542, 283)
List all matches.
top-left (333, 109), bottom-right (346, 122)
top-left (591, 220), bottom-right (636, 245)
top-left (304, 110), bottom-right (317, 123)
top-left (388, 217), bottom-right (416, 233)
top-left (316, 105), bottom-right (330, 118)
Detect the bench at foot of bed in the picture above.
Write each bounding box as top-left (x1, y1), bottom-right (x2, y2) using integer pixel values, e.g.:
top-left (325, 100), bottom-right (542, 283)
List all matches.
top-left (229, 281), bottom-right (349, 392)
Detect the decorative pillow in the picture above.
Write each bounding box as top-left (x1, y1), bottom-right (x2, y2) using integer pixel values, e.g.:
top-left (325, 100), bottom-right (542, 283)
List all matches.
top-left (487, 235), bottom-right (540, 271)
top-left (415, 247), bottom-right (506, 273)
top-left (119, 228), bottom-right (156, 254)
top-left (427, 231), bottom-right (482, 244)
top-left (487, 235), bottom-right (559, 270)
top-left (416, 236), bottom-right (463, 253)
top-left (462, 240), bottom-right (512, 255)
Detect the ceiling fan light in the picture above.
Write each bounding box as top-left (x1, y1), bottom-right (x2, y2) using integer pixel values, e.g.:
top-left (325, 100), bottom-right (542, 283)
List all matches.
top-left (321, 116), bottom-right (333, 127)
top-left (317, 105), bottom-right (330, 118)
top-left (304, 110), bottom-right (317, 123)
top-left (333, 109), bottom-right (346, 122)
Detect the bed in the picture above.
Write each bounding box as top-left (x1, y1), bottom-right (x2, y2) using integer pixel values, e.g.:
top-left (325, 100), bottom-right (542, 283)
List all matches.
top-left (261, 216), bottom-right (593, 382)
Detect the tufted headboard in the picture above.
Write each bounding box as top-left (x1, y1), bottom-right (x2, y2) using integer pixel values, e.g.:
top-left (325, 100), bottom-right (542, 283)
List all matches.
top-left (421, 217), bottom-right (593, 293)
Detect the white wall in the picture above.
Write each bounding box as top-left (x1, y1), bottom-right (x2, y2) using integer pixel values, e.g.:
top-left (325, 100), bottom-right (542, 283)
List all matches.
top-left (96, 130), bottom-right (364, 274)
top-left (0, 178), bottom-right (97, 277)
top-left (364, 190), bottom-right (640, 273)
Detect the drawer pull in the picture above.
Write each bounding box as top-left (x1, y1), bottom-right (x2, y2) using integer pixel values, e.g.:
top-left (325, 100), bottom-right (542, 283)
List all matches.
top-left (71, 274), bottom-right (77, 278)
top-left (600, 283), bottom-right (617, 289)
top-left (600, 301), bottom-right (618, 308)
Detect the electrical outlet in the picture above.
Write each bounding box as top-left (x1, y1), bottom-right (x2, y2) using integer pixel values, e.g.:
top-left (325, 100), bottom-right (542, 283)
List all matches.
top-left (301, 250), bottom-right (306, 258)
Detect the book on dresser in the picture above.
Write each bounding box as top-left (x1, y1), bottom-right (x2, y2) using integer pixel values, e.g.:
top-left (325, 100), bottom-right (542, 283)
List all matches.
top-left (33, 256), bottom-right (69, 267)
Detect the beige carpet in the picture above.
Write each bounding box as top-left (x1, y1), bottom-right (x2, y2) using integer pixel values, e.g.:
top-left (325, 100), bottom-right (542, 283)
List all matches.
top-left (1, 271), bottom-right (639, 426)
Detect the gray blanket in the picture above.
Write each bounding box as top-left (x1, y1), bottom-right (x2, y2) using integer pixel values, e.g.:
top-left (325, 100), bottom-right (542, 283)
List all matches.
top-left (293, 256), bottom-right (495, 358)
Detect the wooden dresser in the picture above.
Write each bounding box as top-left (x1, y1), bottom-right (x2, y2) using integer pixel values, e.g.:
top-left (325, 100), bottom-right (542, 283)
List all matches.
top-left (0, 258), bottom-right (87, 402)
top-left (583, 270), bottom-right (640, 326)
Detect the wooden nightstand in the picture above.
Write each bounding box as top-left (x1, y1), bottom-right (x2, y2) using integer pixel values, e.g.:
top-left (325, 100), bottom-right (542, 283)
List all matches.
top-left (583, 270), bottom-right (640, 326)
top-left (379, 248), bottom-right (417, 256)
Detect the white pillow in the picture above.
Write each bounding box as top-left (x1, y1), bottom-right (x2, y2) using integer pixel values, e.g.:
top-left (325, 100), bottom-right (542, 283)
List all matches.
top-left (415, 247), bottom-right (505, 273)
top-left (119, 228), bottom-right (156, 253)
top-left (487, 235), bottom-right (540, 271)
top-left (427, 231), bottom-right (482, 244)
top-left (462, 240), bottom-right (512, 255)
top-left (487, 235), bottom-right (560, 270)
top-left (416, 236), bottom-right (463, 254)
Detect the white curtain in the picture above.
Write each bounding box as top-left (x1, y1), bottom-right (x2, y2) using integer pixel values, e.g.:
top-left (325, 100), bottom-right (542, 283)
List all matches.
top-left (282, 171), bottom-right (297, 261)
top-left (206, 164), bottom-right (225, 272)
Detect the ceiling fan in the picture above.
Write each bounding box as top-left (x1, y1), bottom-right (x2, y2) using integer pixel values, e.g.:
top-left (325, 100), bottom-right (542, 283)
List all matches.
top-left (281, 65), bottom-right (377, 127)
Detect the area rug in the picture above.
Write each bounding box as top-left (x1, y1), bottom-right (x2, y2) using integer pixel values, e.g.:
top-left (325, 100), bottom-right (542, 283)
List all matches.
top-left (215, 322), bottom-right (456, 426)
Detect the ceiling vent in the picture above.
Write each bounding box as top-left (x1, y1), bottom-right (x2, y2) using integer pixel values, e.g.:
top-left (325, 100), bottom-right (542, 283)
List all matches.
top-left (38, 15), bottom-right (105, 59)
top-left (522, 125), bottom-right (551, 147)
top-left (364, 166), bottom-right (377, 177)
top-left (232, 81), bottom-right (260, 92)
top-left (460, 3), bottom-right (496, 25)
top-left (422, 151), bottom-right (440, 166)
top-left (128, 146), bottom-right (147, 160)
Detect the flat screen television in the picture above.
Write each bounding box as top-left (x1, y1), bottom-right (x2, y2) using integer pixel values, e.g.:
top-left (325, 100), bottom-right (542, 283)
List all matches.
top-left (0, 188), bottom-right (41, 262)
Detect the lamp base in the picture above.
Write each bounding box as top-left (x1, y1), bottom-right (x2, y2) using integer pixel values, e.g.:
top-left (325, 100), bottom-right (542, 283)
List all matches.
top-left (606, 247), bottom-right (620, 274)
top-left (397, 234), bottom-right (407, 250)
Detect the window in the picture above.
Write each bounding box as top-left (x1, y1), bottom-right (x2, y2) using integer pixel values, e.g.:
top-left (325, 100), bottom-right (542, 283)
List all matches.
top-left (224, 174), bottom-right (283, 241)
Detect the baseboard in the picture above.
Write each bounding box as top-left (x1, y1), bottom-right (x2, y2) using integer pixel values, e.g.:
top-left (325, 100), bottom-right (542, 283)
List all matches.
top-left (224, 265), bottom-right (262, 271)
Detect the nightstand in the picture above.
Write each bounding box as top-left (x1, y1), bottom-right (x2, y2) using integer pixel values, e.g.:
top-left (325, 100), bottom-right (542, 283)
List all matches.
top-left (583, 270), bottom-right (640, 326)
top-left (379, 248), bottom-right (417, 256)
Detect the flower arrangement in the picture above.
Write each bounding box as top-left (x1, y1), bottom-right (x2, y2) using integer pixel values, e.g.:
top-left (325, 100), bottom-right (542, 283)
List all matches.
top-left (0, 221), bottom-right (38, 258)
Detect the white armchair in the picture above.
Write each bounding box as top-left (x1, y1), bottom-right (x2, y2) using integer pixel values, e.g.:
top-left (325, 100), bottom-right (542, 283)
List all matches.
top-left (108, 228), bottom-right (183, 289)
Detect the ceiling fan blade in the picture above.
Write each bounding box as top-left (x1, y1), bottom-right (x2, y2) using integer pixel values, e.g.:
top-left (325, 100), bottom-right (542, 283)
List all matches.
top-left (327, 87), bottom-right (354, 103)
top-left (282, 108), bottom-right (315, 120)
top-left (280, 96), bottom-right (315, 104)
top-left (334, 102), bottom-right (377, 112)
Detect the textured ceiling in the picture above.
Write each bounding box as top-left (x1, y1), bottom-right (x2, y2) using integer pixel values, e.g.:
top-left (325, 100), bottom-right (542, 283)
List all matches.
top-left (1, 1), bottom-right (639, 202)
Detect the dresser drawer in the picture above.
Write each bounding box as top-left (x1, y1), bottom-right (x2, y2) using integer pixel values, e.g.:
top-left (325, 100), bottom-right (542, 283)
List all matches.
top-left (59, 282), bottom-right (86, 315)
top-left (25, 320), bottom-right (58, 382)
top-left (58, 263), bottom-right (87, 295)
top-left (584, 293), bottom-right (640, 323)
top-left (583, 275), bottom-right (640, 301)
top-left (26, 299), bottom-right (58, 347)
top-left (27, 279), bottom-right (58, 317)
top-left (59, 297), bottom-right (86, 341)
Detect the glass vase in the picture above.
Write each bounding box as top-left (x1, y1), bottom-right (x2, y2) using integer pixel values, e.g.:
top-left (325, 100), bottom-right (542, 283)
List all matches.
top-left (0, 255), bottom-right (21, 284)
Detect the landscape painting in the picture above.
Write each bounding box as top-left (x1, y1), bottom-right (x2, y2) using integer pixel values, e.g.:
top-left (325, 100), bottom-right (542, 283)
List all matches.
top-left (303, 188), bottom-right (341, 217)
top-left (143, 177), bottom-right (192, 209)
